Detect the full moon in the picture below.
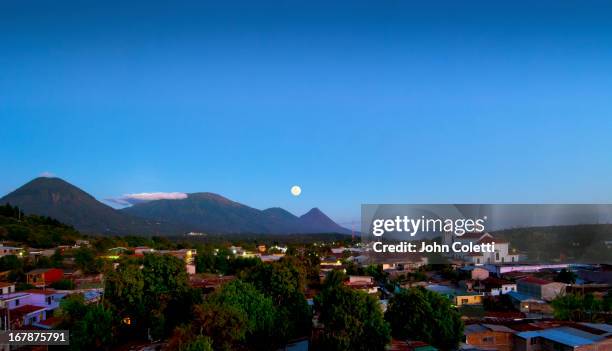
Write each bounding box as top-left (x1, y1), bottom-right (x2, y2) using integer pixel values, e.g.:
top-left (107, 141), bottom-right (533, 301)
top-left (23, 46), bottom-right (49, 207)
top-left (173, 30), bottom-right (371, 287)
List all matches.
top-left (291, 185), bottom-right (302, 196)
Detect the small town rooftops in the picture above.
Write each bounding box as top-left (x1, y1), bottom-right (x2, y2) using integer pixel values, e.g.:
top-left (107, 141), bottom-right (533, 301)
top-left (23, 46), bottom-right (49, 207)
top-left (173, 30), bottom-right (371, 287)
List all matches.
top-left (507, 291), bottom-right (543, 302)
top-left (516, 327), bottom-right (603, 347)
top-left (518, 276), bottom-right (554, 285)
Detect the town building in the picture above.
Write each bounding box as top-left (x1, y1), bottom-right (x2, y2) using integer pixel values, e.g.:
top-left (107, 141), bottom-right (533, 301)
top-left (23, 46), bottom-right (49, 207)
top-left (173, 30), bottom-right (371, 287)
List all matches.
top-left (0, 283), bottom-right (14, 295)
top-left (482, 277), bottom-right (517, 296)
top-left (507, 291), bottom-right (550, 314)
top-left (514, 326), bottom-right (612, 351)
top-left (0, 289), bottom-right (67, 329)
top-left (0, 244), bottom-right (24, 257)
top-left (516, 277), bottom-right (566, 301)
top-left (26, 268), bottom-right (64, 287)
top-left (344, 276), bottom-right (379, 294)
top-left (443, 232), bottom-right (519, 264)
top-left (464, 323), bottom-right (515, 351)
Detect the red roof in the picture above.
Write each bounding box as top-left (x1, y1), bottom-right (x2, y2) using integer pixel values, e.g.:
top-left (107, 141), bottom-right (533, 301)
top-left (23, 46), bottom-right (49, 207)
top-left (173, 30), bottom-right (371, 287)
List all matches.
top-left (9, 305), bottom-right (45, 318)
top-left (36, 316), bottom-right (61, 327)
top-left (518, 277), bottom-right (553, 285)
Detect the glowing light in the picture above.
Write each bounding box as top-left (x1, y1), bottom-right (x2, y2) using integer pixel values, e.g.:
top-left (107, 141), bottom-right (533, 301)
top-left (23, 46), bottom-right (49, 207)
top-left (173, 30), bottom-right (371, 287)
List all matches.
top-left (291, 185), bottom-right (301, 196)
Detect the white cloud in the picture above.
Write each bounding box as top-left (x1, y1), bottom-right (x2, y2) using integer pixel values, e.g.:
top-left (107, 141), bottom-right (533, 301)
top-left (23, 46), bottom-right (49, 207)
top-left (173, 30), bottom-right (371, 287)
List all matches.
top-left (39, 171), bottom-right (55, 178)
top-left (107, 192), bottom-right (188, 206)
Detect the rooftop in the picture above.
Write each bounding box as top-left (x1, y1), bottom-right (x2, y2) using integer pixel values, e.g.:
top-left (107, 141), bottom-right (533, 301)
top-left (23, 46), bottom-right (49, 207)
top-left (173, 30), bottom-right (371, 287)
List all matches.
top-left (518, 276), bottom-right (554, 285)
top-left (8, 304), bottom-right (46, 318)
top-left (516, 327), bottom-right (602, 347)
top-left (27, 268), bottom-right (62, 274)
top-left (21, 289), bottom-right (60, 296)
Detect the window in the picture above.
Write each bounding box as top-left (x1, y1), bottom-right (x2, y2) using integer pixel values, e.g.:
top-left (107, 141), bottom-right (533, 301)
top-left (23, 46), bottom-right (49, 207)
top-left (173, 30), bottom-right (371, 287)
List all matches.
top-left (530, 337), bottom-right (538, 345)
top-left (46, 297), bottom-right (52, 305)
top-left (14, 299), bottom-right (19, 306)
top-left (482, 336), bottom-right (494, 344)
top-left (496, 252), bottom-right (500, 260)
top-left (461, 299), bottom-right (469, 304)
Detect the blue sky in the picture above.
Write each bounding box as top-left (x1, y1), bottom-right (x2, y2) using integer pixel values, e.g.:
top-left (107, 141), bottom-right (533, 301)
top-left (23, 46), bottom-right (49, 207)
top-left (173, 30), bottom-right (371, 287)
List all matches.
top-left (1, 0), bottom-right (612, 226)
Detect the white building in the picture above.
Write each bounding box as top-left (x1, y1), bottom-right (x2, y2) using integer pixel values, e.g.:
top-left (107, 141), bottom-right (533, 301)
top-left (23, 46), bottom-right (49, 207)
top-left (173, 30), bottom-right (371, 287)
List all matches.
top-left (0, 289), bottom-right (67, 329)
top-left (443, 232), bottom-right (519, 264)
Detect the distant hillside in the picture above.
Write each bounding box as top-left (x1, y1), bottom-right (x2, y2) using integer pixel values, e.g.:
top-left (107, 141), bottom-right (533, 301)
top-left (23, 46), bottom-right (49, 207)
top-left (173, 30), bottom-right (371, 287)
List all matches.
top-left (122, 192), bottom-right (352, 234)
top-left (494, 224), bottom-right (612, 263)
top-left (0, 203), bottom-right (82, 247)
top-left (1, 177), bottom-right (351, 235)
top-left (0, 177), bottom-right (182, 235)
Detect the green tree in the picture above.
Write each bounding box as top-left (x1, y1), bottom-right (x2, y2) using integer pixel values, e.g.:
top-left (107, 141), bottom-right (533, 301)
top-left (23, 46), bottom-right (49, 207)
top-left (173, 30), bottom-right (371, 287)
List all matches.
top-left (241, 257), bottom-right (311, 342)
top-left (552, 293), bottom-right (604, 322)
top-left (206, 280), bottom-right (277, 349)
top-left (323, 269), bottom-right (346, 289)
top-left (0, 255), bottom-right (22, 271)
top-left (105, 254), bottom-right (198, 340)
top-left (57, 295), bottom-right (115, 351)
top-left (104, 263), bottom-right (145, 321)
top-left (74, 247), bottom-right (103, 274)
top-left (51, 249), bottom-right (64, 267)
top-left (555, 269), bottom-right (577, 284)
top-left (385, 287), bottom-right (463, 350)
top-left (192, 303), bottom-right (246, 351)
top-left (314, 284), bottom-right (390, 351)
top-left (181, 335), bottom-right (213, 351)
top-left (51, 279), bottom-right (75, 290)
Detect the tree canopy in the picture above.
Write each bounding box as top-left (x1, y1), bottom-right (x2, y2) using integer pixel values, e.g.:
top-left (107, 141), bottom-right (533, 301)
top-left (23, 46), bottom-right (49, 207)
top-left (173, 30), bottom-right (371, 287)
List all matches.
top-left (314, 278), bottom-right (390, 351)
top-left (384, 287), bottom-right (463, 350)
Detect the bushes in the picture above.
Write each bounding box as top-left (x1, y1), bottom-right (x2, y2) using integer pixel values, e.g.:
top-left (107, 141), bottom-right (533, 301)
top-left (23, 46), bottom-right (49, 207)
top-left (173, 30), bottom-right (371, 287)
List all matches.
top-left (51, 279), bottom-right (75, 290)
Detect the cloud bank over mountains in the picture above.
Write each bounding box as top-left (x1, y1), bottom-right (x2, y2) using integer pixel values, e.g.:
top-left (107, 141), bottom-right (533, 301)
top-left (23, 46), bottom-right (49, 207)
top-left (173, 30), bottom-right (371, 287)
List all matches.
top-left (107, 192), bottom-right (188, 206)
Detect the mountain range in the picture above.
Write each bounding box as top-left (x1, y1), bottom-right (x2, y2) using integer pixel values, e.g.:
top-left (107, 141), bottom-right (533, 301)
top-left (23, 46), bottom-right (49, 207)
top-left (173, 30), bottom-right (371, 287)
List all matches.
top-left (0, 177), bottom-right (351, 236)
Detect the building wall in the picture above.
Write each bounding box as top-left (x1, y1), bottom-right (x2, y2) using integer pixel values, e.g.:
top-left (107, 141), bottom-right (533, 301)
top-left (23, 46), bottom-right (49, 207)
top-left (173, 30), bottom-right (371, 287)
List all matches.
top-left (512, 336), bottom-right (542, 351)
top-left (466, 331), bottom-right (513, 351)
top-left (0, 285), bottom-right (14, 294)
top-left (540, 283), bottom-right (566, 302)
top-left (517, 282), bottom-right (544, 299)
top-left (577, 338), bottom-right (612, 351)
top-left (455, 294), bottom-right (483, 306)
top-left (472, 268), bottom-right (490, 280)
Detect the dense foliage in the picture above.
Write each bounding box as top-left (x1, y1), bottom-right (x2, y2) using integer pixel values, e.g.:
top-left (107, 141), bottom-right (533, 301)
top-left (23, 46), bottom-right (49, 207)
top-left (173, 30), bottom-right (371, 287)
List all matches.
top-left (104, 254), bottom-right (201, 341)
top-left (313, 273), bottom-right (390, 351)
top-left (0, 204), bottom-right (82, 247)
top-left (385, 287), bottom-right (463, 350)
top-left (551, 293), bottom-right (612, 322)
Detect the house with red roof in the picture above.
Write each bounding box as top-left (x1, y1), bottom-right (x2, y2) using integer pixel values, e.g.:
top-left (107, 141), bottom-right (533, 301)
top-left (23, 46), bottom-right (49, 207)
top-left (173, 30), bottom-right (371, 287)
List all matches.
top-left (0, 288), bottom-right (68, 329)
